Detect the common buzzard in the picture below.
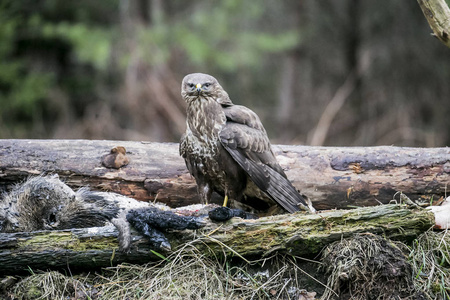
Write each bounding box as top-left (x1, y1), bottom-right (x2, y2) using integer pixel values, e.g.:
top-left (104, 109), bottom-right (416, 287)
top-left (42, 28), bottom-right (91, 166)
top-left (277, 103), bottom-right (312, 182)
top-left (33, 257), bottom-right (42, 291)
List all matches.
top-left (179, 73), bottom-right (315, 214)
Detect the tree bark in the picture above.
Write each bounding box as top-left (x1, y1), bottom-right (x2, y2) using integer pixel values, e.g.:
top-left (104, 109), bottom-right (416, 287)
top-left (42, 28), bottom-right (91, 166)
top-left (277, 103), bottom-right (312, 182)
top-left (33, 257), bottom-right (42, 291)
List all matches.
top-left (0, 139), bottom-right (449, 210)
top-left (417, 0), bottom-right (450, 49)
top-left (0, 204), bottom-right (434, 274)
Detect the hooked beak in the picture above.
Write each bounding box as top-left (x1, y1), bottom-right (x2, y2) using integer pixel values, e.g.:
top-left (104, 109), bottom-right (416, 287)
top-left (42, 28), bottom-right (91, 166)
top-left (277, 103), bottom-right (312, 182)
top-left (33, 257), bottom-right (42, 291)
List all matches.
top-left (196, 83), bottom-right (202, 93)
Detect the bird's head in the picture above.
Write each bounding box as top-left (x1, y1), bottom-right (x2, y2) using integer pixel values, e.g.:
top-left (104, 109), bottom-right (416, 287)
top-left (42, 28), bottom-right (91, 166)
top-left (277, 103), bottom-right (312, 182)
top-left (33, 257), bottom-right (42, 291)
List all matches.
top-left (181, 73), bottom-right (232, 106)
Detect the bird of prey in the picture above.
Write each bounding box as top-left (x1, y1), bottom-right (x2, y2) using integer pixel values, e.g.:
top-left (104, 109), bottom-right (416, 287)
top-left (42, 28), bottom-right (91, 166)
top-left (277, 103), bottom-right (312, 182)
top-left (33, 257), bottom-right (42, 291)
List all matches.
top-left (179, 73), bottom-right (315, 214)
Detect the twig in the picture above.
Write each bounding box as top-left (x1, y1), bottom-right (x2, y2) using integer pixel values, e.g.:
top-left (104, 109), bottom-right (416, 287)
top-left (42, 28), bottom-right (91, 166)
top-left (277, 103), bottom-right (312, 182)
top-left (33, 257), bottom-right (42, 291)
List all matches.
top-left (309, 71), bottom-right (356, 146)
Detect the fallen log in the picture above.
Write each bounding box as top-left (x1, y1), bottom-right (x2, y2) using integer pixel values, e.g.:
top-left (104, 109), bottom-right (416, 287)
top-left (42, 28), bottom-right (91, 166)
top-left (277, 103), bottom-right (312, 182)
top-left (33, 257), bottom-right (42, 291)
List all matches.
top-left (0, 204), bottom-right (434, 274)
top-left (0, 139), bottom-right (449, 210)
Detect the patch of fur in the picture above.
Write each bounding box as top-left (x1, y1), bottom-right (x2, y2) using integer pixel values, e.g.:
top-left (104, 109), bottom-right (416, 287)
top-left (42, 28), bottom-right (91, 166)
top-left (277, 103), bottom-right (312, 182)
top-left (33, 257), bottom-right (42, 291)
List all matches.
top-left (0, 175), bottom-right (126, 232)
top-left (0, 175), bottom-right (218, 254)
top-left (0, 175), bottom-right (200, 253)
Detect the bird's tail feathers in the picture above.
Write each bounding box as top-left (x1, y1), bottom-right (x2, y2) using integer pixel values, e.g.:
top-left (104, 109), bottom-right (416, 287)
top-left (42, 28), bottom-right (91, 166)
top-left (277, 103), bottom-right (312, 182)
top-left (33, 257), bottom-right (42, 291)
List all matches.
top-left (226, 148), bottom-right (314, 213)
top-left (264, 166), bottom-right (314, 213)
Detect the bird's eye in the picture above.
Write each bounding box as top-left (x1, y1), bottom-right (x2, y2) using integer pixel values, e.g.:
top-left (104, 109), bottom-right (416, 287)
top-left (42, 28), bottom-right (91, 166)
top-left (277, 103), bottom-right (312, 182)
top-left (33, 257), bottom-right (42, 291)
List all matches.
top-left (187, 83), bottom-right (195, 88)
top-left (203, 83), bottom-right (211, 88)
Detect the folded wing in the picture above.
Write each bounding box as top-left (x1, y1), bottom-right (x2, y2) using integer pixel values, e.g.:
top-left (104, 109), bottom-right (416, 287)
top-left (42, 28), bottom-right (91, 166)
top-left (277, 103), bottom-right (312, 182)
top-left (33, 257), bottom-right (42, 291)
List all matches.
top-left (220, 105), bottom-right (310, 213)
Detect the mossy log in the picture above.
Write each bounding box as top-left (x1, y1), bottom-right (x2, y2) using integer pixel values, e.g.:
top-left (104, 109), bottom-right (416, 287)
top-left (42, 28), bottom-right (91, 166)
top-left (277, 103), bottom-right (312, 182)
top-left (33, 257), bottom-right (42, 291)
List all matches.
top-left (1, 139), bottom-right (449, 210)
top-left (0, 204), bottom-right (434, 274)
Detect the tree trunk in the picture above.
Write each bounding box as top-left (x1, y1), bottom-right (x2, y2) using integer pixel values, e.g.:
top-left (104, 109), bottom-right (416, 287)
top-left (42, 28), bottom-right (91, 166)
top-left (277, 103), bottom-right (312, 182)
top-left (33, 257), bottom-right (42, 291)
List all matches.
top-left (0, 204), bottom-right (434, 274)
top-left (0, 139), bottom-right (449, 210)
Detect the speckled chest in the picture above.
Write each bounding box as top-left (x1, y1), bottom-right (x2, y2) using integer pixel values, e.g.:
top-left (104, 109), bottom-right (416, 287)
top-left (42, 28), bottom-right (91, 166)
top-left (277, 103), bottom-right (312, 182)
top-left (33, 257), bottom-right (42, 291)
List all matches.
top-left (184, 98), bottom-right (228, 186)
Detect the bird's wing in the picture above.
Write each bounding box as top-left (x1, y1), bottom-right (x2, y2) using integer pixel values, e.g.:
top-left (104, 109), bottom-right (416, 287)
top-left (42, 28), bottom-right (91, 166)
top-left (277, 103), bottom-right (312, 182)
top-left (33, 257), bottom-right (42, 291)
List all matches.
top-left (179, 132), bottom-right (199, 179)
top-left (220, 105), bottom-right (308, 213)
top-left (179, 133), bottom-right (192, 171)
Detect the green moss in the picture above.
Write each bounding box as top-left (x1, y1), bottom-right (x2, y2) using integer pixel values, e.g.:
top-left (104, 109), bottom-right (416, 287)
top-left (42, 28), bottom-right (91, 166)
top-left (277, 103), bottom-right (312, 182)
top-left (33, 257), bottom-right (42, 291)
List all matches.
top-left (17, 231), bottom-right (118, 252)
top-left (18, 232), bottom-right (73, 250)
top-left (26, 286), bottom-right (42, 298)
top-left (289, 236), bottom-right (324, 254)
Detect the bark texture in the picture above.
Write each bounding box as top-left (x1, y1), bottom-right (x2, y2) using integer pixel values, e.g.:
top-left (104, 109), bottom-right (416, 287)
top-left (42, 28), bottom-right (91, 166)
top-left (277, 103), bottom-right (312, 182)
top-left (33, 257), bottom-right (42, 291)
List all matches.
top-left (417, 0), bottom-right (450, 48)
top-left (1, 139), bottom-right (449, 210)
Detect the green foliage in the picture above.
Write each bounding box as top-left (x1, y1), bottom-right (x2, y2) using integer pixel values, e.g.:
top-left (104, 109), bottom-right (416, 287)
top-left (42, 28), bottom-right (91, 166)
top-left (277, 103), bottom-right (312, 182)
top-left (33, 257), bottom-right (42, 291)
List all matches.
top-left (0, 1), bottom-right (117, 138)
top-left (172, 1), bottom-right (301, 71)
top-left (42, 21), bottom-right (114, 71)
top-left (0, 6), bottom-right (55, 134)
top-left (137, 24), bottom-right (172, 67)
top-left (0, 0), bottom-right (300, 137)
top-left (0, 0), bottom-right (449, 144)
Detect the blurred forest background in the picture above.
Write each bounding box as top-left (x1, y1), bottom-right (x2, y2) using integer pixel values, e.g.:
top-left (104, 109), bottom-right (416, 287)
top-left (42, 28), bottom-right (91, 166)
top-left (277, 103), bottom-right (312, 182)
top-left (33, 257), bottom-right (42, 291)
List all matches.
top-left (1, 0), bottom-right (449, 146)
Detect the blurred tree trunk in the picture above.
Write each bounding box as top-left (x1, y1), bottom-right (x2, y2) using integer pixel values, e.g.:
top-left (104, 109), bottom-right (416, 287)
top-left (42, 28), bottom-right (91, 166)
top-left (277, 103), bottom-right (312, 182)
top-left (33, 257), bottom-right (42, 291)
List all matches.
top-left (346, 0), bottom-right (360, 74)
top-left (277, 54), bottom-right (297, 139)
top-left (119, 0), bottom-right (185, 141)
top-left (417, 0), bottom-right (450, 48)
top-left (277, 1), bottom-right (306, 142)
top-left (346, 0), bottom-right (367, 144)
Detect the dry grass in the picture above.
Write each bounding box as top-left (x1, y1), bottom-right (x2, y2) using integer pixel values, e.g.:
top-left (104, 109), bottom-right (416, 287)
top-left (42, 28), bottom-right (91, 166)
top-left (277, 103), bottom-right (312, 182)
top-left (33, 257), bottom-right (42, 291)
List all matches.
top-left (409, 230), bottom-right (450, 299)
top-left (96, 244), bottom-right (233, 299)
top-left (12, 271), bottom-right (91, 300)
top-left (7, 241), bottom-right (321, 300)
top-left (95, 242), bottom-right (320, 299)
top-left (320, 233), bottom-right (421, 300)
top-left (7, 231), bottom-right (450, 300)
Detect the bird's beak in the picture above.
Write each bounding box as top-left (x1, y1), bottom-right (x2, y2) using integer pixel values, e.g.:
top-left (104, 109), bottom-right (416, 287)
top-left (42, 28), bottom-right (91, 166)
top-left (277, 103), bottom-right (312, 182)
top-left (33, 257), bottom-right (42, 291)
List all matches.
top-left (196, 83), bottom-right (202, 93)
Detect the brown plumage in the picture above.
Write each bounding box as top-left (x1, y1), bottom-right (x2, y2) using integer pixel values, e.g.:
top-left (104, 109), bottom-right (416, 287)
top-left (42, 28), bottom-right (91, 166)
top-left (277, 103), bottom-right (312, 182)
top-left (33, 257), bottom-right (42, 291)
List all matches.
top-left (179, 73), bottom-right (315, 214)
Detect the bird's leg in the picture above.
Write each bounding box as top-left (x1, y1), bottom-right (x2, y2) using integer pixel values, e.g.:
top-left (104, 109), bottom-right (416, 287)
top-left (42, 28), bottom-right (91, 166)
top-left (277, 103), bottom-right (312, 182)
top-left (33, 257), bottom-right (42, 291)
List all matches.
top-left (222, 186), bottom-right (230, 207)
top-left (222, 195), bottom-right (229, 207)
top-left (198, 184), bottom-right (212, 205)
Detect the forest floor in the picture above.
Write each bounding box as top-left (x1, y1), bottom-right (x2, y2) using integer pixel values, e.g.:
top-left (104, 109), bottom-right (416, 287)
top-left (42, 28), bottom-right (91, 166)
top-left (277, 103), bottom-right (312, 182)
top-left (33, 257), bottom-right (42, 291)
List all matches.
top-left (1, 230), bottom-right (449, 300)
